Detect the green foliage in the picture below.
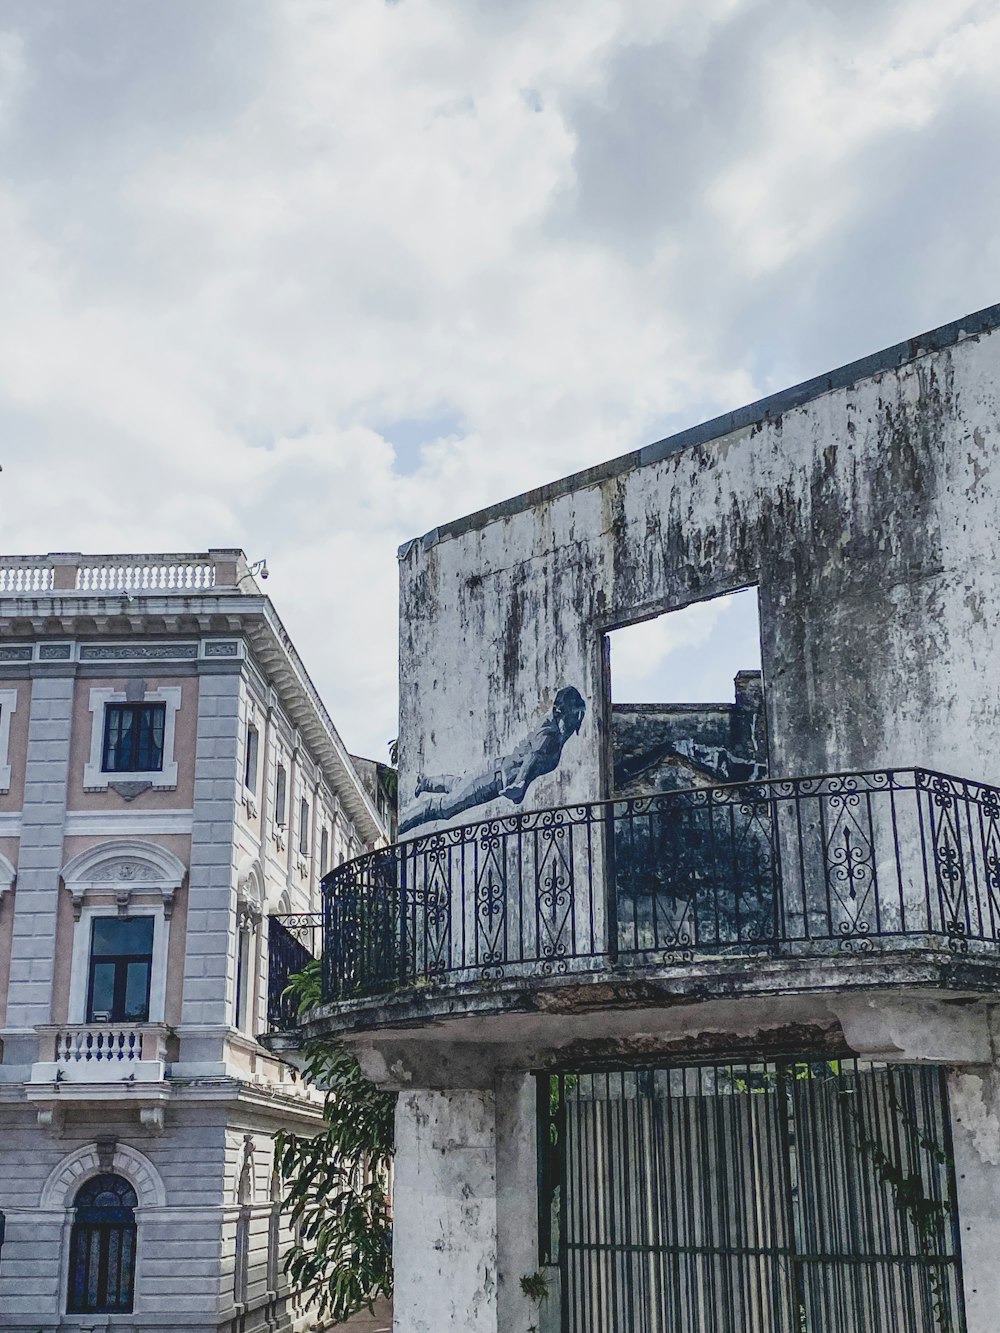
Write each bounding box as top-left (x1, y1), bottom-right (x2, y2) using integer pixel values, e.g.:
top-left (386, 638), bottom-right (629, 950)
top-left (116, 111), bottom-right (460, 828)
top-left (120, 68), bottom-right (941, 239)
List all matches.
top-left (275, 964), bottom-right (396, 1323)
top-left (520, 1270), bottom-right (551, 1303)
top-left (284, 956), bottom-right (323, 1012)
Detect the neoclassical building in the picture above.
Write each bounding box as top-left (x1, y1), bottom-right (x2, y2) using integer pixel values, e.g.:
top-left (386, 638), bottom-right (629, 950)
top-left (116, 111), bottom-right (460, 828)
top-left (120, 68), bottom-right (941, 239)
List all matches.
top-left (0, 550), bottom-right (386, 1331)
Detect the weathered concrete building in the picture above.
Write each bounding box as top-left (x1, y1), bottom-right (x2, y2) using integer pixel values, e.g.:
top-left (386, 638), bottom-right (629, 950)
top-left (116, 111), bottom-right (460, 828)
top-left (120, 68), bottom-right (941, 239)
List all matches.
top-left (298, 304), bottom-right (1000, 1333)
top-left (0, 550), bottom-right (386, 1331)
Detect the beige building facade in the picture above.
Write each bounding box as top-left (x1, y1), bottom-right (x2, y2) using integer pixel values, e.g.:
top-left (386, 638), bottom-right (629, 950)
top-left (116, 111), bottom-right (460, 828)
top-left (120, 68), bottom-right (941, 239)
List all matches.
top-left (0, 550), bottom-right (386, 1331)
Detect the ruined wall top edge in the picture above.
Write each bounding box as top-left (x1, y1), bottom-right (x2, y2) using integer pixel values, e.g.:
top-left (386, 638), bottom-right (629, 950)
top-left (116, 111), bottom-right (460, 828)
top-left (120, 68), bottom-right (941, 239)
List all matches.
top-left (397, 300), bottom-right (1000, 560)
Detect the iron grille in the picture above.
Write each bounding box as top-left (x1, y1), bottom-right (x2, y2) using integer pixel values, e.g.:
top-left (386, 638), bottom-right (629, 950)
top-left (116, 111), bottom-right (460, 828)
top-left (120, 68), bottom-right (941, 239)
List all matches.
top-left (320, 767), bottom-right (1000, 1001)
top-left (539, 1061), bottom-right (966, 1333)
top-left (66, 1174), bottom-right (137, 1315)
top-left (266, 913), bottom-right (322, 1030)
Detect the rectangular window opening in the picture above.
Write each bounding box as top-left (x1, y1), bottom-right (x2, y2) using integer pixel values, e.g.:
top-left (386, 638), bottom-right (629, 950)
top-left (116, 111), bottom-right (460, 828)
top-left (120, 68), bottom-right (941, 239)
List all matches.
top-left (244, 724), bottom-right (259, 792)
top-left (299, 797), bottom-right (310, 855)
top-left (87, 916), bottom-right (155, 1023)
top-left (606, 586), bottom-right (765, 798)
top-left (102, 703), bottom-right (166, 774)
top-left (275, 764), bottom-right (287, 827)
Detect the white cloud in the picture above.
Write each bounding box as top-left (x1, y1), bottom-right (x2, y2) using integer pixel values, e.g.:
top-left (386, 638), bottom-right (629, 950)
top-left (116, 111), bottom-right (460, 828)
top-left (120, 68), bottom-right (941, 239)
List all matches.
top-left (0, 0), bottom-right (998, 755)
top-left (610, 598), bottom-right (735, 698)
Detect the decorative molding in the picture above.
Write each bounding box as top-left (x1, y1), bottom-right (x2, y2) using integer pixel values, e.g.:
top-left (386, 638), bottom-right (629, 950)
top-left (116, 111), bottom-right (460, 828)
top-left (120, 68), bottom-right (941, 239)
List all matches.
top-left (0, 811), bottom-right (21, 838)
top-left (110, 780), bottom-right (154, 801)
top-left (36, 1106), bottom-right (64, 1134)
top-left (63, 809), bottom-right (194, 837)
top-left (0, 646), bottom-right (31, 661)
top-left (61, 838), bottom-right (187, 921)
top-left (80, 643), bottom-right (198, 661)
top-left (38, 643), bottom-right (72, 660)
top-left (0, 688), bottom-right (17, 791)
top-left (139, 1106), bottom-right (165, 1135)
top-left (0, 849), bottom-right (16, 901)
top-left (238, 855), bottom-right (265, 916)
top-left (204, 640), bottom-right (240, 657)
top-left (40, 1141), bottom-right (167, 1208)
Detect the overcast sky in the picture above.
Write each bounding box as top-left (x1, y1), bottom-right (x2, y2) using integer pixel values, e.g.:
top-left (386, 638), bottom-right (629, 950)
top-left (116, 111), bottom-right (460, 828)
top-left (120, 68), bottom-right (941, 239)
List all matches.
top-left (1, 0), bottom-right (998, 756)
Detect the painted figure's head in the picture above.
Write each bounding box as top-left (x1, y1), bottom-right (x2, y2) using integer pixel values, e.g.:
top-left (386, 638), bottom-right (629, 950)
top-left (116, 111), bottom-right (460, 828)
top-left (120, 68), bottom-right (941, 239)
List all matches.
top-left (553, 685), bottom-right (586, 737)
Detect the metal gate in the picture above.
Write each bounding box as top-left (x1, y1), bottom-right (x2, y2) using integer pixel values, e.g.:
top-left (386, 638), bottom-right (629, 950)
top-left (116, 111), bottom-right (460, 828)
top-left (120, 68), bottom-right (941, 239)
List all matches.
top-left (538, 1061), bottom-right (966, 1333)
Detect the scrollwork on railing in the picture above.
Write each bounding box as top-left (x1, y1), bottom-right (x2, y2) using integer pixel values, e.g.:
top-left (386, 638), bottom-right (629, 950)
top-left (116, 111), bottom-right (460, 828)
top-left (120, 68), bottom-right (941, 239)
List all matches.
top-left (315, 767), bottom-right (1000, 1003)
top-left (267, 913), bottom-right (321, 1030)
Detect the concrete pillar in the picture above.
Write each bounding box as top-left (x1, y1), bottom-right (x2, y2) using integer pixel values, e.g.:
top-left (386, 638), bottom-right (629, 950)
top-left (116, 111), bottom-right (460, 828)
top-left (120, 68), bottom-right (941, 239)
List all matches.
top-left (948, 1067), bottom-right (1000, 1333)
top-left (496, 1072), bottom-right (545, 1332)
top-left (179, 669), bottom-right (241, 1054)
top-left (4, 675), bottom-right (73, 1053)
top-left (393, 1088), bottom-right (499, 1333)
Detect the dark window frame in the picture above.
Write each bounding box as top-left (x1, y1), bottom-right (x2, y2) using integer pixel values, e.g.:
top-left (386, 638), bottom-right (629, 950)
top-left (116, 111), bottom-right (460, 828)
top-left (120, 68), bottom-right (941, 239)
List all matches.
top-left (101, 703), bottom-right (166, 774)
top-left (86, 917), bottom-right (154, 1024)
top-left (244, 724), bottom-right (259, 793)
top-left (275, 764), bottom-right (287, 827)
top-left (67, 1174), bottom-right (137, 1315)
top-left (299, 797), bottom-right (310, 855)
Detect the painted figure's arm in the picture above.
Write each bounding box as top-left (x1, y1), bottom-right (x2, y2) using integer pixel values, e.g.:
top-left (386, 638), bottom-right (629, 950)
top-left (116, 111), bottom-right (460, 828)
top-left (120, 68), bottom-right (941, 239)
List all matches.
top-left (499, 729), bottom-right (562, 803)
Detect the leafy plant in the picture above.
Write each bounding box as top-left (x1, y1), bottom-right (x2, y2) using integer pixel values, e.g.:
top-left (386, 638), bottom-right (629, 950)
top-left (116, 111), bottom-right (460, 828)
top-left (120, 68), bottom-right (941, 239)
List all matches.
top-left (520, 1270), bottom-right (550, 1303)
top-left (275, 964), bottom-right (396, 1323)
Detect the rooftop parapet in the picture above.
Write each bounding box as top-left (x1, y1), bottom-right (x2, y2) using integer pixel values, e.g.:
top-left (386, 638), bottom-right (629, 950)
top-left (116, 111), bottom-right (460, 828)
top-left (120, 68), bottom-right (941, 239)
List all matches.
top-left (0, 548), bottom-right (256, 596)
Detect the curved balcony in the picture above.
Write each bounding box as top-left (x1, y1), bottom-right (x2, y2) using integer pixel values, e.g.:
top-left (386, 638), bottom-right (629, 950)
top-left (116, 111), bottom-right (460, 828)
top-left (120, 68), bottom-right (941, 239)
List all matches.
top-left (301, 768), bottom-right (1000, 1036)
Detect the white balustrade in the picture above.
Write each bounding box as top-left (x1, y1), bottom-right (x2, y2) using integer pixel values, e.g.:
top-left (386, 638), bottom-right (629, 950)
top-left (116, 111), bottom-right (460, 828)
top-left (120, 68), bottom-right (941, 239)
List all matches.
top-left (0, 553), bottom-right (226, 595)
top-left (75, 559), bottom-right (216, 592)
top-left (54, 1024), bottom-right (144, 1065)
top-left (29, 1023), bottom-right (169, 1085)
top-left (0, 564), bottom-right (55, 593)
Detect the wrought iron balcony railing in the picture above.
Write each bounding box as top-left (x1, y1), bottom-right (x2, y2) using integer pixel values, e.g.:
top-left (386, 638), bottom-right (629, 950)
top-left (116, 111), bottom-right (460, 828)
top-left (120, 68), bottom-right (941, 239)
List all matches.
top-left (313, 768), bottom-right (1000, 1009)
top-left (267, 913), bottom-right (322, 1031)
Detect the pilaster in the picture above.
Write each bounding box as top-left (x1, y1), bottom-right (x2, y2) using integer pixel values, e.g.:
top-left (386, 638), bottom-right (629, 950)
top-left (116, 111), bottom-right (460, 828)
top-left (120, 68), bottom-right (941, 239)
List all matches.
top-left (4, 674), bottom-right (74, 1051)
top-left (179, 669), bottom-right (241, 1044)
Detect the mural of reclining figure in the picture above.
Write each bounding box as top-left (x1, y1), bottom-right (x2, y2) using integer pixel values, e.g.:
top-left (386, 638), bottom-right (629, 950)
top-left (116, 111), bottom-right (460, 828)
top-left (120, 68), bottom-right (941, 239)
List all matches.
top-left (399, 686), bottom-right (586, 835)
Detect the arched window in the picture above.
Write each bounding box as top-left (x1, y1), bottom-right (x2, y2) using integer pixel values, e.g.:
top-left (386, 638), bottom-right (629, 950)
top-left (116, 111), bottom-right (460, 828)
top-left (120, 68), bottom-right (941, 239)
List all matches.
top-left (234, 1142), bottom-right (254, 1304)
top-left (67, 1174), bottom-right (137, 1314)
top-left (267, 1164), bottom-right (282, 1291)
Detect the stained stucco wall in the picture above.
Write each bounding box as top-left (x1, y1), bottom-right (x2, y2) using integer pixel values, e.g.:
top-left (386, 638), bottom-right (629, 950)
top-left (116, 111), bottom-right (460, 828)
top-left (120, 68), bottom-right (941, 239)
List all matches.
top-left (398, 316), bottom-right (1000, 830)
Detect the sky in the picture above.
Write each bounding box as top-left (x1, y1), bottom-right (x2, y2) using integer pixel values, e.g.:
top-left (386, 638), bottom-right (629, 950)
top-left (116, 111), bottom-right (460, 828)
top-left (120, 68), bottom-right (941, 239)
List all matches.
top-left (1, 0), bottom-right (999, 756)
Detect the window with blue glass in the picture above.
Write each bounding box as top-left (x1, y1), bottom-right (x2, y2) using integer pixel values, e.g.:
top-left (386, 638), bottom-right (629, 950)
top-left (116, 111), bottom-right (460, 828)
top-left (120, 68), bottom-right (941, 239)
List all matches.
top-left (101, 703), bottom-right (166, 773)
top-left (67, 1174), bottom-right (137, 1314)
top-left (87, 917), bottom-right (154, 1023)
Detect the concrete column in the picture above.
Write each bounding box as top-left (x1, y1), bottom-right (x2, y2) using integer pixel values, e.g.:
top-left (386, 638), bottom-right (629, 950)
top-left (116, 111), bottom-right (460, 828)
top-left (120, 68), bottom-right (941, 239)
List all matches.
top-left (180, 669), bottom-right (241, 1041)
top-left (948, 1066), bottom-right (1000, 1333)
top-left (496, 1072), bottom-right (545, 1332)
top-left (393, 1088), bottom-right (499, 1333)
top-left (4, 675), bottom-right (73, 1051)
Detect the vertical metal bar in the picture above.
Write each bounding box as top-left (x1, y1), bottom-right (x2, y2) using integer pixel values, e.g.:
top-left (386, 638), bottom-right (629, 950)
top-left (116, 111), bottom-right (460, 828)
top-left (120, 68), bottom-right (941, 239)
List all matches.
top-left (605, 803), bottom-right (619, 966)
